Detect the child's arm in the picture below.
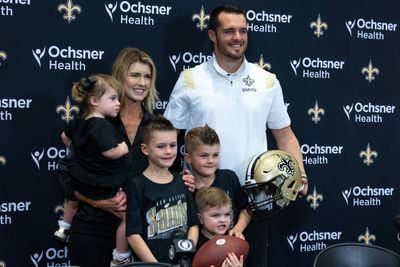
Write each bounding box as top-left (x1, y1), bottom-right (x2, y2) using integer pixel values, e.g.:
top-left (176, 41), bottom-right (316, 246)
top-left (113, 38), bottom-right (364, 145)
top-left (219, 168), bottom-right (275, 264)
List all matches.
top-left (61, 132), bottom-right (72, 147)
top-left (102, 141), bottom-right (129, 159)
top-left (219, 253), bottom-right (244, 267)
top-left (127, 234), bottom-right (157, 262)
top-left (187, 225), bottom-right (199, 246)
top-left (229, 209), bottom-right (251, 239)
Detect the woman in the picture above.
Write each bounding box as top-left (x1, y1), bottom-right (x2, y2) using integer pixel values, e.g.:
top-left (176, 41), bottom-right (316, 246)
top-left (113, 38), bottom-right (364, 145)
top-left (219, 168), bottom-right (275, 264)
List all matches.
top-left (68, 48), bottom-right (195, 267)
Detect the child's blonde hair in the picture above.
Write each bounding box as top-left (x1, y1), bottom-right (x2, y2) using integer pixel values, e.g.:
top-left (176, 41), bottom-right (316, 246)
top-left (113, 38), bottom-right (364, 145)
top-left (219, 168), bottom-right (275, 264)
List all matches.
top-left (195, 187), bottom-right (232, 213)
top-left (185, 124), bottom-right (220, 154)
top-left (71, 74), bottom-right (123, 117)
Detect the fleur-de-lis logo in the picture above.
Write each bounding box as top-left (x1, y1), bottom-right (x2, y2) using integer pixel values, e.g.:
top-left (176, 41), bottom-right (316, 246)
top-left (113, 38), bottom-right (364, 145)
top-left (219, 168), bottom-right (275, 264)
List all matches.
top-left (54, 200), bottom-right (67, 220)
top-left (0, 155), bottom-right (6, 165)
top-left (58, 0), bottom-right (82, 23)
top-left (359, 143), bottom-right (378, 166)
top-left (192, 6), bottom-right (210, 31)
top-left (310, 14), bottom-right (328, 38)
top-left (306, 186), bottom-right (323, 210)
top-left (256, 54), bottom-right (271, 70)
top-left (277, 157), bottom-right (295, 176)
top-left (361, 60), bottom-right (379, 83)
top-left (308, 100), bottom-right (325, 124)
top-left (0, 51), bottom-right (7, 66)
top-left (358, 227), bottom-right (376, 245)
top-left (243, 75), bottom-right (255, 87)
top-left (56, 96), bottom-right (80, 123)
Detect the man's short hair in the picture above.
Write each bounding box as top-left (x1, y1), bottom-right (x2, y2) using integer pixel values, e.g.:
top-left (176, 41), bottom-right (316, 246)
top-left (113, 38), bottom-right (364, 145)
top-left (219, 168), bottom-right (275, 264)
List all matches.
top-left (209, 4), bottom-right (246, 32)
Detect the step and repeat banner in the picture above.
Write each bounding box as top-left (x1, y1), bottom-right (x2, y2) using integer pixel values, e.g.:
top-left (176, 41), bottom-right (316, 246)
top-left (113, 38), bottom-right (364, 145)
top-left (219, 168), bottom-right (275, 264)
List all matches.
top-left (1, 1), bottom-right (399, 266)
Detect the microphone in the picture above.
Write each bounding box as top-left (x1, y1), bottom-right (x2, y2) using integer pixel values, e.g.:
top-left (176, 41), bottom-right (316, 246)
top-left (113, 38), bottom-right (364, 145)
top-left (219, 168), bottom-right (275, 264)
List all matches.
top-left (392, 215), bottom-right (400, 242)
top-left (169, 229), bottom-right (196, 267)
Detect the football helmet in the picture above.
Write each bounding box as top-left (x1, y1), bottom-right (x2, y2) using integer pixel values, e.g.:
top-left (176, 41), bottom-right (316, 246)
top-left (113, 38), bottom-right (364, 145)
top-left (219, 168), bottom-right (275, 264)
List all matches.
top-left (242, 150), bottom-right (303, 221)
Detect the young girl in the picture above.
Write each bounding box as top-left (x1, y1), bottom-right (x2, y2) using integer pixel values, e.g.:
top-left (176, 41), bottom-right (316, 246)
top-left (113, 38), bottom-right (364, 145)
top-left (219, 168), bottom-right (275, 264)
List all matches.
top-left (54, 74), bottom-right (132, 266)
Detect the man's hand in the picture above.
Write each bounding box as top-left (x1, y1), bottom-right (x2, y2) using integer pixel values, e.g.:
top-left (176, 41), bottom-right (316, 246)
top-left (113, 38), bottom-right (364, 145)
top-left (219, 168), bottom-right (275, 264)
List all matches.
top-left (298, 177), bottom-right (309, 197)
top-left (91, 190), bottom-right (127, 216)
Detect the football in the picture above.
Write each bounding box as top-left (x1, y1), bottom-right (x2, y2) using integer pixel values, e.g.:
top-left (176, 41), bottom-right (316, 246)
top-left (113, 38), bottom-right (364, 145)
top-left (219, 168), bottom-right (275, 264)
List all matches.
top-left (192, 235), bottom-right (249, 267)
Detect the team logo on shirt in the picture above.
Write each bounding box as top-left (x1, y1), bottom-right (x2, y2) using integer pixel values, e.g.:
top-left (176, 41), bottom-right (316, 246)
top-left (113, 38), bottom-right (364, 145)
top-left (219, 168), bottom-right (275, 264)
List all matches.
top-left (56, 96), bottom-right (80, 123)
top-left (243, 75), bottom-right (255, 87)
top-left (192, 5), bottom-right (210, 31)
top-left (361, 60), bottom-right (379, 82)
top-left (310, 14), bottom-right (328, 38)
top-left (57, 0), bottom-right (82, 23)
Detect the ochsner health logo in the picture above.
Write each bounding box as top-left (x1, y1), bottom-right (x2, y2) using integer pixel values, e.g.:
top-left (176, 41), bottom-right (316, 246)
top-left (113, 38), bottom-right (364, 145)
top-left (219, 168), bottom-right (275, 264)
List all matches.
top-left (32, 45), bottom-right (105, 71)
top-left (168, 51), bottom-right (212, 72)
top-left (104, 1), bottom-right (172, 26)
top-left (290, 57), bottom-right (345, 79)
top-left (31, 147), bottom-right (69, 171)
top-left (342, 186), bottom-right (394, 207)
top-left (287, 230), bottom-right (342, 253)
top-left (30, 247), bottom-right (69, 267)
top-left (345, 18), bottom-right (397, 40)
top-left (343, 102), bottom-right (396, 124)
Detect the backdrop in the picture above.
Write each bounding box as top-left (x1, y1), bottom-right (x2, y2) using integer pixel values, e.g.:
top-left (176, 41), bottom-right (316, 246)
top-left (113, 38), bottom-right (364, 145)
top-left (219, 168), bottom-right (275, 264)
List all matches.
top-left (1, 0), bottom-right (399, 266)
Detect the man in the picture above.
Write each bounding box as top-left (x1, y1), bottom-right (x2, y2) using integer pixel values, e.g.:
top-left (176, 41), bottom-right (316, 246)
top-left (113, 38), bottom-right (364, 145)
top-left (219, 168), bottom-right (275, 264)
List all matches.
top-left (164, 4), bottom-right (308, 266)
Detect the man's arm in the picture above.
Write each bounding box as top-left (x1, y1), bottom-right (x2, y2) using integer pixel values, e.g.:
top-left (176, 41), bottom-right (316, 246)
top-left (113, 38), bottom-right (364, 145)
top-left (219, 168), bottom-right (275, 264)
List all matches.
top-left (271, 126), bottom-right (308, 196)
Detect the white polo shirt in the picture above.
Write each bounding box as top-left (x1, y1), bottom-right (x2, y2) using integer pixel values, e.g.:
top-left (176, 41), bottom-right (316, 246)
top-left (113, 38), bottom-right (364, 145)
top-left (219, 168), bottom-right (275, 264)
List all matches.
top-left (164, 55), bottom-right (291, 184)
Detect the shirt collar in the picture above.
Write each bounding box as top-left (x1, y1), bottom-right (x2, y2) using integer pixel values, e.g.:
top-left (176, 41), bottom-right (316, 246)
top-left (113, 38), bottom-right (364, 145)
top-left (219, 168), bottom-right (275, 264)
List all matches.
top-left (212, 53), bottom-right (248, 78)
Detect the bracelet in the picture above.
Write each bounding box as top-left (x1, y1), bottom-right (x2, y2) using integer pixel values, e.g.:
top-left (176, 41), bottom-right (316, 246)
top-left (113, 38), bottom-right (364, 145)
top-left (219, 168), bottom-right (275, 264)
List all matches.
top-left (301, 172), bottom-right (308, 179)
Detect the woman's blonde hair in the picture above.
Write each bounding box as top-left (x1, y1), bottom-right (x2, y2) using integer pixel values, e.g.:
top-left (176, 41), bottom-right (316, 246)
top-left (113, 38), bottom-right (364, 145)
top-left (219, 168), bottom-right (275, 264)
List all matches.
top-left (112, 47), bottom-right (159, 113)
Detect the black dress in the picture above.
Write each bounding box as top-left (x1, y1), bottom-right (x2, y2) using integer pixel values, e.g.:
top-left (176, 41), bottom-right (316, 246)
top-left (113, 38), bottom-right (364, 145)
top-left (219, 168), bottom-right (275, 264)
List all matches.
top-left (68, 109), bottom-right (150, 267)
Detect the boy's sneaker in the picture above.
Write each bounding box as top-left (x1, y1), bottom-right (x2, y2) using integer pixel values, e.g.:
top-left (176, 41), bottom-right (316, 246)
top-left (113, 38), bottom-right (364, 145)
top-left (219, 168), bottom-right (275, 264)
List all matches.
top-left (110, 255), bottom-right (134, 266)
top-left (54, 227), bottom-right (70, 243)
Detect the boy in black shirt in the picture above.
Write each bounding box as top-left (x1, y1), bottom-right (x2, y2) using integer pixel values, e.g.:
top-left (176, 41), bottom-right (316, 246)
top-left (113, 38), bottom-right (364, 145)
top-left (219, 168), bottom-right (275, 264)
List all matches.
top-left (126, 115), bottom-right (199, 263)
top-left (185, 125), bottom-right (250, 238)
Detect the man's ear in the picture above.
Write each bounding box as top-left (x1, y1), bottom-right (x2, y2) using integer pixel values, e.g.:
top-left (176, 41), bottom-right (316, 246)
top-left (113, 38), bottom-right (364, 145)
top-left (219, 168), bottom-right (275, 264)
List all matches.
top-left (208, 29), bottom-right (217, 44)
top-left (141, 143), bottom-right (149, 156)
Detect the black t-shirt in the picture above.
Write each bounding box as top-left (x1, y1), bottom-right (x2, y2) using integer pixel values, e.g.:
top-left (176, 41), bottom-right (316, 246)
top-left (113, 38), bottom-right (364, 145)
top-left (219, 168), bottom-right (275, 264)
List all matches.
top-left (194, 169), bottom-right (248, 225)
top-left (126, 172), bottom-right (199, 264)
